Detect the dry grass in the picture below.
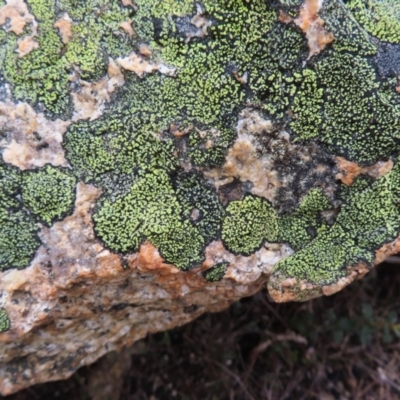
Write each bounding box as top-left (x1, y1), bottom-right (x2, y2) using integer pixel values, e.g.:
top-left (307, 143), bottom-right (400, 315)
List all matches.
top-left (4, 261), bottom-right (400, 400)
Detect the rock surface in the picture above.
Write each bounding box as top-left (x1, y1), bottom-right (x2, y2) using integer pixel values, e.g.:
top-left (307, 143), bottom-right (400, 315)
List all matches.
top-left (1, 0), bottom-right (400, 394)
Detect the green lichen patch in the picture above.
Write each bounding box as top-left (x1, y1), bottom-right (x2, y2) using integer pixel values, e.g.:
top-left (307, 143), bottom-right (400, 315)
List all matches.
top-left (345, 0), bottom-right (400, 43)
top-left (272, 162), bottom-right (400, 286)
top-left (321, 0), bottom-right (377, 55)
top-left (0, 163), bottom-right (21, 210)
top-left (291, 50), bottom-right (400, 164)
top-left (203, 262), bottom-right (229, 282)
top-left (222, 195), bottom-right (279, 255)
top-left (278, 189), bottom-right (332, 251)
top-left (0, 309), bottom-right (10, 333)
top-left (0, 210), bottom-right (40, 271)
top-left (63, 0), bottom-right (294, 268)
top-left (149, 220), bottom-right (204, 270)
top-left (0, 163), bottom-right (41, 271)
top-left (4, 0), bottom-right (400, 283)
top-left (185, 129), bottom-right (228, 168)
top-left (93, 169), bottom-right (204, 269)
top-left (64, 114), bottom-right (177, 184)
top-left (21, 165), bottom-right (77, 226)
top-left (0, 0), bottom-right (135, 116)
top-left (176, 174), bottom-right (225, 245)
top-left (289, 69), bottom-right (323, 140)
top-left (249, 22), bottom-right (309, 120)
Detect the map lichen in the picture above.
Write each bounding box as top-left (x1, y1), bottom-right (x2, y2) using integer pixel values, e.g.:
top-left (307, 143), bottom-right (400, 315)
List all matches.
top-left (1, 0), bottom-right (400, 298)
top-left (0, 309), bottom-right (10, 333)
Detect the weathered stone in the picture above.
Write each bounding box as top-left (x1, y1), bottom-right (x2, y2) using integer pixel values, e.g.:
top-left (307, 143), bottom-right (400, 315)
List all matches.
top-left (1, 0), bottom-right (400, 394)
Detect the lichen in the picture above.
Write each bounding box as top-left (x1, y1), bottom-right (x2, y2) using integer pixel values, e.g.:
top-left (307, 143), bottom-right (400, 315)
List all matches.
top-left (289, 69), bottom-right (323, 140)
top-left (203, 262), bottom-right (229, 282)
top-left (93, 169), bottom-right (205, 270)
top-left (272, 162), bottom-right (400, 286)
top-left (278, 189), bottom-right (332, 251)
top-left (2, 0), bottom-right (400, 296)
top-left (249, 22), bottom-right (308, 120)
top-left (63, 0), bottom-right (283, 268)
top-left (175, 174), bottom-right (225, 245)
top-left (21, 165), bottom-right (77, 226)
top-left (0, 0), bottom-right (134, 116)
top-left (222, 195), bottom-right (279, 255)
top-left (345, 0), bottom-right (400, 43)
top-left (321, 0), bottom-right (377, 55)
top-left (291, 50), bottom-right (400, 164)
top-left (0, 163), bottom-right (21, 210)
top-left (0, 163), bottom-right (40, 271)
top-left (0, 210), bottom-right (40, 271)
top-left (0, 308), bottom-right (10, 333)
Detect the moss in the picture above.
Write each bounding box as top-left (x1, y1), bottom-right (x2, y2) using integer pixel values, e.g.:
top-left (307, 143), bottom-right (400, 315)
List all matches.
top-left (222, 195), bottom-right (279, 255)
top-left (0, 309), bottom-right (10, 333)
top-left (21, 165), bottom-right (77, 226)
top-left (345, 0), bottom-right (400, 43)
top-left (278, 189), bottom-right (331, 251)
top-left (272, 162), bottom-right (400, 286)
top-left (203, 262), bottom-right (229, 282)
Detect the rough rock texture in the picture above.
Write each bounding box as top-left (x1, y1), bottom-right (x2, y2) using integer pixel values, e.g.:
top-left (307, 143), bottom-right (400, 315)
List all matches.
top-left (1, 0), bottom-right (400, 394)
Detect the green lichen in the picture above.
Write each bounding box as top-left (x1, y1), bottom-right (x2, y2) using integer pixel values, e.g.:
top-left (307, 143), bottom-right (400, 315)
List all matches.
top-left (64, 114), bottom-right (177, 184)
top-left (186, 129), bottom-right (228, 168)
top-left (93, 169), bottom-right (204, 269)
top-left (222, 189), bottom-right (331, 255)
top-left (321, 0), bottom-right (377, 55)
top-left (0, 0), bottom-right (134, 116)
top-left (3, 0), bottom-right (400, 292)
top-left (203, 262), bottom-right (229, 282)
top-left (289, 69), bottom-right (323, 140)
top-left (0, 210), bottom-right (40, 271)
top-left (176, 174), bottom-right (225, 245)
top-left (21, 165), bottom-right (77, 226)
top-left (272, 162), bottom-right (400, 286)
top-left (250, 22), bottom-right (308, 120)
top-left (0, 164), bottom-right (40, 271)
top-left (63, 0), bottom-right (286, 269)
top-left (345, 0), bottom-right (400, 43)
top-left (0, 164), bottom-right (21, 210)
top-left (0, 309), bottom-right (10, 333)
top-left (291, 51), bottom-right (400, 164)
top-left (278, 189), bottom-right (331, 251)
top-left (222, 195), bottom-right (279, 255)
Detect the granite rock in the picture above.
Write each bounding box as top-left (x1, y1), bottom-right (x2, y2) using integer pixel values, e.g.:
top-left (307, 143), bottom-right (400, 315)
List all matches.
top-left (1, 0), bottom-right (400, 394)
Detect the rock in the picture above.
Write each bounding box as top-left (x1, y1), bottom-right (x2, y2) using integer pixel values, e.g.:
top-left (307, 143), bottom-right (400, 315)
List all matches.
top-left (1, 0), bottom-right (400, 394)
